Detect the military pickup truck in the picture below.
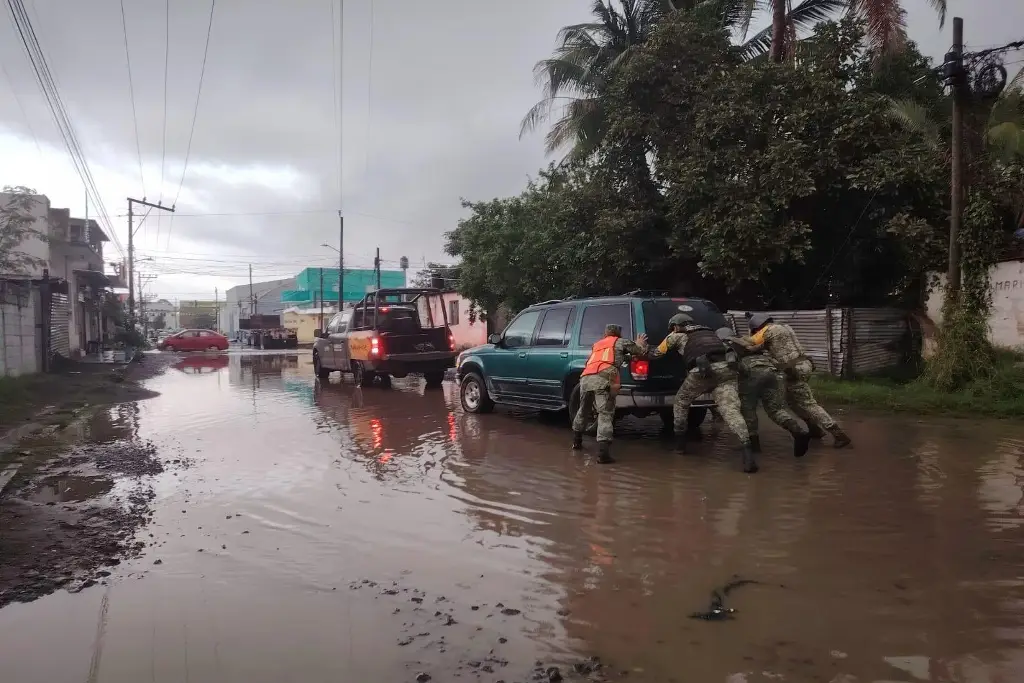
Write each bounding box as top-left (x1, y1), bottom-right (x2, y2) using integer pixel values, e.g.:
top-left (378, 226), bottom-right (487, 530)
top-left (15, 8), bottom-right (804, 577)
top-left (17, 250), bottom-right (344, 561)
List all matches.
top-left (312, 288), bottom-right (457, 388)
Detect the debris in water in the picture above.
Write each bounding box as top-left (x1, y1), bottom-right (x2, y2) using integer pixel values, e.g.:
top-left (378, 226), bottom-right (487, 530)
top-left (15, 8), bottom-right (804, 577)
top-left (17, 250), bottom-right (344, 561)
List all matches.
top-left (546, 666), bottom-right (563, 682)
top-left (415, 673), bottom-right (431, 683)
top-left (398, 637), bottom-right (414, 646)
top-left (501, 607), bottom-right (521, 616)
top-left (690, 577), bottom-right (762, 621)
top-left (153, 559), bottom-right (163, 565)
top-left (498, 637), bottom-right (507, 644)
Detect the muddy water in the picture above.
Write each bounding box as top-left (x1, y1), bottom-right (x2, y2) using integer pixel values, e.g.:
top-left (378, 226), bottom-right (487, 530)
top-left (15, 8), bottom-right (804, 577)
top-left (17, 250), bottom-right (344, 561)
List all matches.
top-left (2, 351), bottom-right (1024, 682)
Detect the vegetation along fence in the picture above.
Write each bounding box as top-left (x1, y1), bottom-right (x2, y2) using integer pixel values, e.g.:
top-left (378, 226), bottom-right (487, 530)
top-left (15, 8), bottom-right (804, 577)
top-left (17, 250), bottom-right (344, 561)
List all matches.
top-left (725, 308), bottom-right (911, 378)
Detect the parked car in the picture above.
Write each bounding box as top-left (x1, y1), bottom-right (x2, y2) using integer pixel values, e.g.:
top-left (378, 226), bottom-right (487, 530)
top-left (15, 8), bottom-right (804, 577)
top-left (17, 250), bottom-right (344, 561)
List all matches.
top-left (313, 288), bottom-right (457, 388)
top-left (158, 329), bottom-right (229, 352)
top-left (455, 291), bottom-right (730, 430)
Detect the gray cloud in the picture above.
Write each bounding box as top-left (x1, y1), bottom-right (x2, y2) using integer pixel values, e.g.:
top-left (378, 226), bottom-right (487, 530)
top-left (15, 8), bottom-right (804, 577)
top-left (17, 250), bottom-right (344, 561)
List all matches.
top-left (1, 0), bottom-right (1020, 296)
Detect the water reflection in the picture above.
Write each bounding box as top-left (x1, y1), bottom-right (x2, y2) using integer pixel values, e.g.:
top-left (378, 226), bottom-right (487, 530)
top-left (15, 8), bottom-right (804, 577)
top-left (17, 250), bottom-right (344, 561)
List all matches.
top-left (2, 353), bottom-right (1024, 683)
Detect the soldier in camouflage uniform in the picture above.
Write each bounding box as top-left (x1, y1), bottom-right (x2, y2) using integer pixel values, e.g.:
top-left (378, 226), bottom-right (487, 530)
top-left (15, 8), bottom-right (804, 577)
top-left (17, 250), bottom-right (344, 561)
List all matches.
top-left (572, 324), bottom-right (649, 464)
top-left (649, 314), bottom-right (758, 474)
top-left (745, 313), bottom-right (851, 448)
top-left (717, 327), bottom-right (811, 458)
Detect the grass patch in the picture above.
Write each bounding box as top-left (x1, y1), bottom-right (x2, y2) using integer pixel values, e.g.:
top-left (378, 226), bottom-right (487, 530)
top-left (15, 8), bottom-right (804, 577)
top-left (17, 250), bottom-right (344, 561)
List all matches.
top-left (811, 349), bottom-right (1024, 418)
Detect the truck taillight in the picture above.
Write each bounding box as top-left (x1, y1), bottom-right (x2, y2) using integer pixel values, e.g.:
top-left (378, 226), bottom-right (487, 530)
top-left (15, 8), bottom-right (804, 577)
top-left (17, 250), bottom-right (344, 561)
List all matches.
top-left (630, 359), bottom-right (649, 381)
top-left (371, 336), bottom-right (382, 356)
top-left (448, 333), bottom-right (455, 352)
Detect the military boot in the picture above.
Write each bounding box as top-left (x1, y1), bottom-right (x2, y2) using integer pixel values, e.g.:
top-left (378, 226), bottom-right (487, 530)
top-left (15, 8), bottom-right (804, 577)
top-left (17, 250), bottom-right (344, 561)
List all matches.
top-left (571, 431), bottom-right (584, 450)
top-left (793, 431), bottom-right (811, 458)
top-left (741, 445), bottom-right (759, 474)
top-left (597, 442), bottom-right (615, 464)
top-left (749, 434), bottom-right (761, 453)
top-left (674, 432), bottom-right (688, 454)
top-left (830, 426), bottom-right (852, 449)
top-left (807, 423), bottom-right (827, 439)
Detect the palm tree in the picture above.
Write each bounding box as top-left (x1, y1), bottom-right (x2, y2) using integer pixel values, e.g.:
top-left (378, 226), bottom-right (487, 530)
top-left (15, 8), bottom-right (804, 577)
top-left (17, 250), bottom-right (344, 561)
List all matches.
top-left (751, 0), bottom-right (947, 64)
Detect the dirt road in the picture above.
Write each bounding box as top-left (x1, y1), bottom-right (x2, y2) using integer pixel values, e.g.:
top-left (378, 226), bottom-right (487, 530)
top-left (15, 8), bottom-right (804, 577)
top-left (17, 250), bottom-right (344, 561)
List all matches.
top-left (1, 350), bottom-right (1023, 682)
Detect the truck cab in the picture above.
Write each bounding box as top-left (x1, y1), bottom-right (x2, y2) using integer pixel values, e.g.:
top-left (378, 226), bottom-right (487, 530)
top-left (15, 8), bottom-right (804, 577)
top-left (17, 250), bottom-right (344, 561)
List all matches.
top-left (312, 288), bottom-right (457, 388)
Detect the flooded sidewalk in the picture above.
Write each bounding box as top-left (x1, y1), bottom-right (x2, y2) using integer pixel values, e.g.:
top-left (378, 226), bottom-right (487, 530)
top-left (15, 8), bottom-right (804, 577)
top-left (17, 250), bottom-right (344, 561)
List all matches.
top-left (1, 350), bottom-right (1023, 682)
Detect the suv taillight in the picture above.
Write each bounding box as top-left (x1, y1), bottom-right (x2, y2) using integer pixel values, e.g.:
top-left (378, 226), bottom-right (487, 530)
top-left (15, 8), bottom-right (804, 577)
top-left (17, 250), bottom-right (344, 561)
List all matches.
top-left (448, 333), bottom-right (456, 352)
top-left (371, 336), bottom-right (383, 357)
top-left (630, 359), bottom-right (649, 381)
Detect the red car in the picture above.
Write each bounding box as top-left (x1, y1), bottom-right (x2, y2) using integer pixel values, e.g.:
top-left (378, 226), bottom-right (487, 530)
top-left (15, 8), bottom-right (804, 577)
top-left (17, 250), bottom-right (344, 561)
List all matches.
top-left (159, 329), bottom-right (229, 352)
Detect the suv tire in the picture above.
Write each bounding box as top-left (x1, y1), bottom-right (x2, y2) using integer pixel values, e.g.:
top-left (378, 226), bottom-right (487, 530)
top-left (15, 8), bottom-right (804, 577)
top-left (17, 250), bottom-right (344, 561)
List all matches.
top-left (313, 351), bottom-right (331, 379)
top-left (460, 371), bottom-right (495, 414)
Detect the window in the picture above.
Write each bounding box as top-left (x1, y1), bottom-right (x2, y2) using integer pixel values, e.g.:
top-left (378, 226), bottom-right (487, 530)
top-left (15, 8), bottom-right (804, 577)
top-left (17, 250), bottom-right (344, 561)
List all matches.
top-left (326, 313), bottom-right (345, 334)
top-left (535, 307), bottom-right (574, 347)
top-left (502, 310), bottom-right (542, 349)
top-left (199, 331), bottom-right (215, 337)
top-left (641, 300), bottom-right (728, 346)
top-left (449, 299), bottom-right (460, 326)
top-left (578, 304), bottom-right (632, 347)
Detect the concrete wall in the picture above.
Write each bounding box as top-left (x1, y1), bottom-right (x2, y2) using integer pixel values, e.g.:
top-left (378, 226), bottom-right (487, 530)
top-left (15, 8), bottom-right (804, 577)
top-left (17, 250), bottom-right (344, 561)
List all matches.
top-left (0, 192), bottom-right (50, 279)
top-left (0, 284), bottom-right (40, 376)
top-left (926, 260), bottom-right (1024, 349)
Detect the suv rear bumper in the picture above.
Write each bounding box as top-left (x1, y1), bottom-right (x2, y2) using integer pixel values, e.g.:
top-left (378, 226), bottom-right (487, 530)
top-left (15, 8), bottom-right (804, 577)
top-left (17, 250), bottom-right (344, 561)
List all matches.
top-left (616, 389), bottom-right (715, 411)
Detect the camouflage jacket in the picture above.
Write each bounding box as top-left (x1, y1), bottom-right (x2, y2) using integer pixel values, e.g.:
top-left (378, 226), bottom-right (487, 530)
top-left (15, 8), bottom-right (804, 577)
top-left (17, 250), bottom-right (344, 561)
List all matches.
top-left (745, 323), bottom-right (807, 367)
top-left (648, 331), bottom-right (688, 361)
top-left (725, 336), bottom-right (777, 374)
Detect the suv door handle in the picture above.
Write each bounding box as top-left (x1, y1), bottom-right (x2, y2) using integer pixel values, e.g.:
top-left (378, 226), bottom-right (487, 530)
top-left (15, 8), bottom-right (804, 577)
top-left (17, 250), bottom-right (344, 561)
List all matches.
top-left (559, 352), bottom-right (568, 358)
top-left (518, 352), bottom-right (527, 358)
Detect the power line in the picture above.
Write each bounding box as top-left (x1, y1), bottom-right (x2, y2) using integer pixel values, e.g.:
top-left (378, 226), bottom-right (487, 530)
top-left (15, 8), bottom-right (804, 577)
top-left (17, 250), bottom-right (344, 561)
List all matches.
top-left (118, 0), bottom-right (145, 196)
top-left (965, 39), bottom-right (1024, 61)
top-left (166, 0), bottom-right (217, 251)
top-left (5, 0), bottom-right (125, 259)
top-left (365, 0), bottom-right (374, 177)
top-left (157, 0), bottom-right (170, 242)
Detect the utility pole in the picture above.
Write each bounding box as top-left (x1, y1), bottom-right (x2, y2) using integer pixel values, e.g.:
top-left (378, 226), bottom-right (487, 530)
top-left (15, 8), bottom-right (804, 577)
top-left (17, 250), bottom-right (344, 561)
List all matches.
top-left (248, 263), bottom-right (254, 315)
top-left (127, 197), bottom-right (174, 327)
top-left (947, 16), bottom-right (966, 299)
top-left (375, 247), bottom-right (381, 290)
top-left (215, 287), bottom-right (219, 331)
top-left (319, 267), bottom-right (325, 331)
top-left (338, 211), bottom-right (344, 309)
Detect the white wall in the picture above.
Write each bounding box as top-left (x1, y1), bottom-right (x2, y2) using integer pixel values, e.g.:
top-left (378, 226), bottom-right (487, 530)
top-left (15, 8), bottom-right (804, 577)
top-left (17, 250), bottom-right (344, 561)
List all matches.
top-left (0, 286), bottom-right (40, 376)
top-left (926, 260), bottom-right (1024, 349)
top-left (0, 192), bottom-right (50, 279)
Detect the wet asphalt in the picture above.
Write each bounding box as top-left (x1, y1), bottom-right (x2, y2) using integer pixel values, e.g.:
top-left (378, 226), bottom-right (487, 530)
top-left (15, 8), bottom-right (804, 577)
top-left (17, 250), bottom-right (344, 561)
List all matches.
top-left (2, 349), bottom-right (1024, 683)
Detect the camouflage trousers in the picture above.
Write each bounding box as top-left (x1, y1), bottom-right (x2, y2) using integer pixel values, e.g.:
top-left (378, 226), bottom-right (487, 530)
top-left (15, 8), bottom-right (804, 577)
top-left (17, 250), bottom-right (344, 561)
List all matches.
top-left (783, 359), bottom-right (839, 431)
top-left (673, 362), bottom-right (750, 446)
top-left (740, 367), bottom-right (808, 438)
top-left (573, 374), bottom-right (616, 443)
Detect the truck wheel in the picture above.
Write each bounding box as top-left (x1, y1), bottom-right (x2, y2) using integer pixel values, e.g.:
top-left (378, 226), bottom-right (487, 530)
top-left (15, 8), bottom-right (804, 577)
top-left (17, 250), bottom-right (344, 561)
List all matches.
top-left (424, 371), bottom-right (445, 389)
top-left (313, 351), bottom-right (331, 379)
top-left (459, 371), bottom-right (494, 414)
top-left (378, 373), bottom-right (392, 389)
top-left (353, 362), bottom-right (374, 388)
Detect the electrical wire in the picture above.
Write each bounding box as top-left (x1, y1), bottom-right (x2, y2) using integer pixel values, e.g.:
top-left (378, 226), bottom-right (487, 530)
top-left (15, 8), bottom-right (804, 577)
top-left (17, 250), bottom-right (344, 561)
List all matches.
top-left (165, 0), bottom-right (217, 251)
top-left (364, 0), bottom-right (374, 177)
top-left (118, 0), bottom-right (145, 197)
top-left (4, 0), bottom-right (125, 259)
top-left (157, 0), bottom-right (169, 241)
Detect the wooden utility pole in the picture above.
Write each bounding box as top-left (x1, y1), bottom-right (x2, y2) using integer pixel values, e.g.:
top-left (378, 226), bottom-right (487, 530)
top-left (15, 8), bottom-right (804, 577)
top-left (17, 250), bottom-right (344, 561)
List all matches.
top-left (374, 247), bottom-right (381, 290)
top-left (127, 197), bottom-right (173, 327)
top-left (338, 211), bottom-right (344, 308)
top-left (248, 263), bottom-right (254, 315)
top-left (319, 267), bottom-right (325, 331)
top-left (947, 17), bottom-right (966, 299)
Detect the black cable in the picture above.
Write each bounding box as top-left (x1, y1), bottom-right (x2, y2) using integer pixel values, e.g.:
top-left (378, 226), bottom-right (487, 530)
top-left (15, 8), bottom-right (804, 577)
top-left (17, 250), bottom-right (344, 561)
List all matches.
top-left (119, 0), bottom-right (145, 196)
top-left (157, 0), bottom-right (169, 241)
top-left (166, 0), bottom-right (217, 250)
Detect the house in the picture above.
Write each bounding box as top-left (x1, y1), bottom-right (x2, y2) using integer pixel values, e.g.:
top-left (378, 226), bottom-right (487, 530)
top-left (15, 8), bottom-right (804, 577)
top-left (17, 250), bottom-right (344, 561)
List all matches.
top-left (223, 277), bottom-right (295, 338)
top-left (178, 300), bottom-right (220, 330)
top-left (142, 298), bottom-right (176, 330)
top-left (417, 290), bottom-right (487, 350)
top-left (283, 306), bottom-right (336, 343)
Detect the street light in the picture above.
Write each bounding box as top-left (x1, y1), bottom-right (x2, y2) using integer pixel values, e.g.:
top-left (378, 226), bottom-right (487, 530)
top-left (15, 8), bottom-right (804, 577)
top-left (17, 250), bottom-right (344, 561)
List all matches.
top-left (319, 243), bottom-right (340, 254)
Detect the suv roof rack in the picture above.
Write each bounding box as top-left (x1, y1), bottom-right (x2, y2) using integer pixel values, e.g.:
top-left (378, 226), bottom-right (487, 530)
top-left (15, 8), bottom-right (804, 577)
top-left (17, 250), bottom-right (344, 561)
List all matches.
top-left (529, 299), bottom-right (563, 307)
top-left (623, 289), bottom-right (670, 297)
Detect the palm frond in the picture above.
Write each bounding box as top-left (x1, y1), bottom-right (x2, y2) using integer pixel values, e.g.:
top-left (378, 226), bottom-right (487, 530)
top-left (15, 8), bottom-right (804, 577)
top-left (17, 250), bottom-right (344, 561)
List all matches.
top-left (886, 97), bottom-right (941, 149)
top-left (520, 99), bottom-right (554, 139)
top-left (925, 0), bottom-right (946, 29)
top-left (739, 0), bottom-right (847, 60)
top-left (1008, 66), bottom-right (1024, 92)
top-left (849, 0), bottom-right (907, 56)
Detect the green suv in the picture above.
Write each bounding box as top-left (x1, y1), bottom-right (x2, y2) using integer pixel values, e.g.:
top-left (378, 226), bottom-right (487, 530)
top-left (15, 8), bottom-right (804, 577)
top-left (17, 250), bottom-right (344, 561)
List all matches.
top-left (455, 292), bottom-right (729, 430)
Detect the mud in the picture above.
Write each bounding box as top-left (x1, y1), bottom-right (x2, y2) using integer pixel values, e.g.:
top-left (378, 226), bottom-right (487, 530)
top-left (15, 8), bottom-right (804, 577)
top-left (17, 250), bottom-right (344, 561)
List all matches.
top-left (2, 350), bottom-right (1024, 682)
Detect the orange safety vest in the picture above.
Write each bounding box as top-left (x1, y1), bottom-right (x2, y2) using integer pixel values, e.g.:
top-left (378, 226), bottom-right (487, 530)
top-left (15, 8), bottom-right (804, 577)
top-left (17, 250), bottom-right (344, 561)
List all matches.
top-left (582, 336), bottom-right (618, 377)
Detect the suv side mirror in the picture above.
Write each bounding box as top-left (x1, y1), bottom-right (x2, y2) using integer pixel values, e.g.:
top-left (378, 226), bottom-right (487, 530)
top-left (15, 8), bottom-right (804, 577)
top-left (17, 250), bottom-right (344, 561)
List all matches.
top-left (487, 333), bottom-right (502, 345)
top-left (313, 329), bottom-right (323, 338)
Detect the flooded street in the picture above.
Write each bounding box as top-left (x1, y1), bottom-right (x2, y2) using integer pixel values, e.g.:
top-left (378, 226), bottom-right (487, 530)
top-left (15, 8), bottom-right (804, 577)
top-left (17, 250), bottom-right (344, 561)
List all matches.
top-left (3, 350), bottom-right (1024, 682)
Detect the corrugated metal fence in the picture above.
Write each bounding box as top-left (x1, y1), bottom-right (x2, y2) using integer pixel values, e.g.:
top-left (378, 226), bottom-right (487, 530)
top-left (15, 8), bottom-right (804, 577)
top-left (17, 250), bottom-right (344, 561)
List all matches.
top-left (726, 308), bottom-right (910, 377)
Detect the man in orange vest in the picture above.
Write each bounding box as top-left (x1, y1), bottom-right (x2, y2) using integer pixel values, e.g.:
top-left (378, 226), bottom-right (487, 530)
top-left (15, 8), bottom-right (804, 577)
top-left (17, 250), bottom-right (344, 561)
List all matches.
top-left (572, 324), bottom-right (648, 464)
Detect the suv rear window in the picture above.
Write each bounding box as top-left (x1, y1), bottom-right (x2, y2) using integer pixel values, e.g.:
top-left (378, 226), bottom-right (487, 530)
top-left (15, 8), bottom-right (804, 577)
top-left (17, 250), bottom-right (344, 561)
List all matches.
top-left (642, 299), bottom-right (729, 346)
top-left (578, 303), bottom-right (633, 346)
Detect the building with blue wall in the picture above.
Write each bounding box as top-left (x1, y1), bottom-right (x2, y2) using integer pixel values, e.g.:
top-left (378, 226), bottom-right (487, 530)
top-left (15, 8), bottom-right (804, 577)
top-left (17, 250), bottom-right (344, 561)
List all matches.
top-left (280, 268), bottom-right (406, 307)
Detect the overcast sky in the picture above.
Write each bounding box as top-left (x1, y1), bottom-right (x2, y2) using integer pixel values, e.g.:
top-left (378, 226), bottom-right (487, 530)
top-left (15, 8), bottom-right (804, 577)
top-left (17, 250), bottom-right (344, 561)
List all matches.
top-left (1, 0), bottom-right (1021, 301)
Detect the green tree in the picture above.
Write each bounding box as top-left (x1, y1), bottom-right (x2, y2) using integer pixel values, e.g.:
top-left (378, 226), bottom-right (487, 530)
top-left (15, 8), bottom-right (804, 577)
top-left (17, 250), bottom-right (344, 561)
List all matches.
top-left (153, 312), bottom-right (167, 330)
top-left (605, 16), bottom-right (950, 306)
top-left (411, 262), bottom-right (461, 289)
top-left (0, 186), bottom-right (48, 276)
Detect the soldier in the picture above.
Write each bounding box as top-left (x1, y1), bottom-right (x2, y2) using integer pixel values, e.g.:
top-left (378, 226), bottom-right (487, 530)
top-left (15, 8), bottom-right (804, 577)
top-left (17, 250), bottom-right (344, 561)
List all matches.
top-left (649, 314), bottom-right (758, 474)
top-left (717, 327), bottom-right (811, 458)
top-left (745, 313), bottom-right (851, 448)
top-left (571, 324), bottom-right (649, 464)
